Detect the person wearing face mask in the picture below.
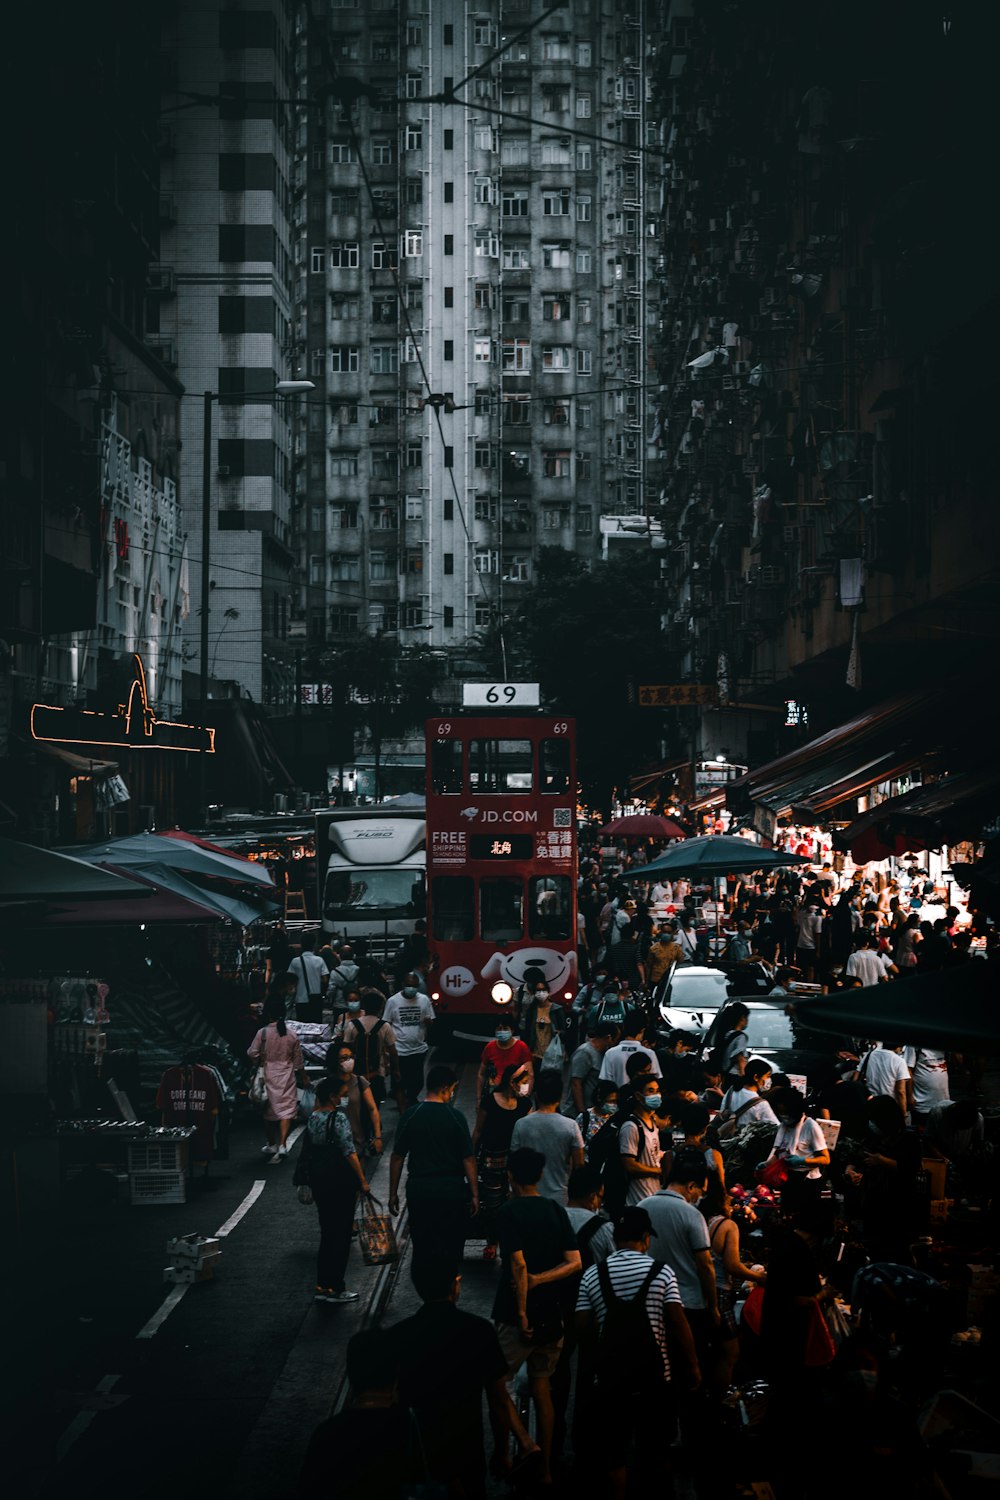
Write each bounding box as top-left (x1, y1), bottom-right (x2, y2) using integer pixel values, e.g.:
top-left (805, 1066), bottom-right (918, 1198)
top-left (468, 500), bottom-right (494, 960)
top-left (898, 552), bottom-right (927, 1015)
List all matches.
top-left (325, 1041), bottom-right (383, 1157)
top-left (472, 1062), bottom-right (533, 1259)
top-left (575, 1079), bottom-right (620, 1160)
top-left (619, 1075), bottom-right (666, 1206)
top-left (389, 1065), bottom-right (479, 1276)
top-left (643, 1155), bottom-right (719, 1363)
top-left (521, 984), bottom-right (567, 1074)
top-left (335, 993), bottom-right (397, 1107)
top-left (383, 971), bottom-right (436, 1110)
top-left (761, 1087), bottom-right (829, 1209)
top-left (292, 1076), bottom-right (371, 1303)
top-left (476, 1020), bottom-right (533, 1104)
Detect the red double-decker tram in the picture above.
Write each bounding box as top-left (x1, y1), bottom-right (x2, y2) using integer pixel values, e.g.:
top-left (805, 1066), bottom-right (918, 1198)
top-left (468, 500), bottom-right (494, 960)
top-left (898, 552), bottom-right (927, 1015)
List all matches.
top-left (425, 706), bottom-right (578, 1042)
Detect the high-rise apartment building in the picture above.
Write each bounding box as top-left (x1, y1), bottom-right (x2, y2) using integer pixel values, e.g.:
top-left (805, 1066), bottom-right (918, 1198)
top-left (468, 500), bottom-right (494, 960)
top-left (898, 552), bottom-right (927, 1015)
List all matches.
top-left (157, 0), bottom-right (301, 708)
top-left (294, 0), bottom-right (658, 663)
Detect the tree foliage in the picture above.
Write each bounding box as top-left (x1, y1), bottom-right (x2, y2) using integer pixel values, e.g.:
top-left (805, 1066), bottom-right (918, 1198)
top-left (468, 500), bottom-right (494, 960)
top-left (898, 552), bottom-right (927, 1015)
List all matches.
top-left (509, 547), bottom-right (677, 812)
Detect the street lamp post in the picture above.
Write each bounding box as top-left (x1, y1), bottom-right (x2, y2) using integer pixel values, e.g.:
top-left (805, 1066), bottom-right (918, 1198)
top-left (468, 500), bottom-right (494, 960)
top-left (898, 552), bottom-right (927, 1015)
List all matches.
top-left (198, 379), bottom-right (314, 821)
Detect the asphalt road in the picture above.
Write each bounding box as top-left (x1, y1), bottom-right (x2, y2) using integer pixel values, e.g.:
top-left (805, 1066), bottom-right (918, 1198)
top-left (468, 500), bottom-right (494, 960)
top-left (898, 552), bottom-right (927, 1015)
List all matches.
top-left (2, 1046), bottom-right (505, 1500)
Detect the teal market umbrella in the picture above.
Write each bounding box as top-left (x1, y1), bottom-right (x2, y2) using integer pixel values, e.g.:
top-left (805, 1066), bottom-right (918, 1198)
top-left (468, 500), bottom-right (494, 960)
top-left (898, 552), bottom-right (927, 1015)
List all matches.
top-left (63, 831), bottom-right (277, 892)
top-left (790, 961), bottom-right (999, 1050)
top-left (0, 837), bottom-right (152, 903)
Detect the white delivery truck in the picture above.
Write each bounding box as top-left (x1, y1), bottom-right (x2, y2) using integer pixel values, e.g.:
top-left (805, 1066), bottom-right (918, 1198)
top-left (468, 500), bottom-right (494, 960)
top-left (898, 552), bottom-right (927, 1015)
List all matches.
top-left (315, 807), bottom-right (425, 950)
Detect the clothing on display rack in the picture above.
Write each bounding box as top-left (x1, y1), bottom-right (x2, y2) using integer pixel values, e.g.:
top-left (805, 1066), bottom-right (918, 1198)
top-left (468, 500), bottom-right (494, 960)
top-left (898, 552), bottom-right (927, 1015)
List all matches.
top-left (156, 1063), bottom-right (222, 1166)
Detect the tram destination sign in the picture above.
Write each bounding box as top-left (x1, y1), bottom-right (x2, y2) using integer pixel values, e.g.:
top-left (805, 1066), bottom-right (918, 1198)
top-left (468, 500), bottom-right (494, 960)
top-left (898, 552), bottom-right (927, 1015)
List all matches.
top-left (462, 682), bottom-right (540, 709)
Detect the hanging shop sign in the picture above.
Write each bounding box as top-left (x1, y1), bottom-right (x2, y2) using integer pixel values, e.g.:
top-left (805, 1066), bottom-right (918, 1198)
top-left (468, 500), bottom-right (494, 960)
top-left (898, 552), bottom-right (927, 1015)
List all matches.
top-left (639, 684), bottom-right (719, 707)
top-left (31, 654), bottom-right (215, 754)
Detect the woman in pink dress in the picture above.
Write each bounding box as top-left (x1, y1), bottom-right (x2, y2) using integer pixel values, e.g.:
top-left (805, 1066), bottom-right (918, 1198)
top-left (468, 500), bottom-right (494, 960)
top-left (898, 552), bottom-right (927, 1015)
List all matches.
top-left (248, 995), bottom-right (307, 1162)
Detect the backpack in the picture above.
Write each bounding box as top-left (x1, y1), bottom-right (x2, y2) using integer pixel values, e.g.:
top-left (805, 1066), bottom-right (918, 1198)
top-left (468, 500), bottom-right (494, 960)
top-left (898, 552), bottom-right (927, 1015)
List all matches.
top-left (296, 1109), bottom-right (354, 1187)
top-left (594, 1259), bottom-right (663, 1392)
top-left (351, 1018), bottom-right (385, 1079)
top-left (589, 1112), bottom-right (637, 1221)
top-left (575, 1210), bottom-right (611, 1270)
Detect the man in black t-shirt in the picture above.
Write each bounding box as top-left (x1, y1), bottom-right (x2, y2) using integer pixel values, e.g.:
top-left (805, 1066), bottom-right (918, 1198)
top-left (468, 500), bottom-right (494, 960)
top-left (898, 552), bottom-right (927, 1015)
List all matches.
top-left (299, 1329), bottom-right (416, 1499)
top-left (390, 1259), bottom-right (540, 1497)
top-left (492, 1147), bottom-right (582, 1488)
top-left (389, 1065), bottom-right (479, 1276)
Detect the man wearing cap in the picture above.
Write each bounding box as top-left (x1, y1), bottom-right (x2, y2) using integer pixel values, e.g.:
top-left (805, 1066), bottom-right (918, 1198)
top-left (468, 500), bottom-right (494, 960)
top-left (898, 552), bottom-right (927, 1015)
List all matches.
top-left (576, 1205), bottom-right (700, 1490)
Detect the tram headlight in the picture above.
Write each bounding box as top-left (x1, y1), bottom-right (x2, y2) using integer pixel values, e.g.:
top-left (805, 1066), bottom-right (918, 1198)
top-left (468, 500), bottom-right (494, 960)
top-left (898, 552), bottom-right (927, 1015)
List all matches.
top-left (491, 982), bottom-right (514, 1005)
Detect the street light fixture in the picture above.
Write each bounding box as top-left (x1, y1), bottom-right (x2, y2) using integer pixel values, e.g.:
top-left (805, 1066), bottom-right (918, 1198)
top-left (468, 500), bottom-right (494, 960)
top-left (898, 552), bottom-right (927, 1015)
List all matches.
top-left (198, 379), bottom-right (315, 818)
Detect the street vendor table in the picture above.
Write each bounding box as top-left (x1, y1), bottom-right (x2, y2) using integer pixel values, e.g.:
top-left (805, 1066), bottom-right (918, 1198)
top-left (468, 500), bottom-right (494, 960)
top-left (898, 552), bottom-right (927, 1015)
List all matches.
top-left (56, 1123), bottom-right (196, 1205)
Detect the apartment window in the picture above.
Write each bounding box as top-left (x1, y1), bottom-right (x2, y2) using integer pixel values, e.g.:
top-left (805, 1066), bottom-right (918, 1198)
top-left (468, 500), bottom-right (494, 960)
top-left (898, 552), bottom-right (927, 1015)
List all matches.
top-left (576, 452), bottom-right (592, 479)
top-left (474, 229), bottom-right (499, 258)
top-left (443, 128), bottom-right (453, 150)
top-left (329, 139), bottom-right (354, 163)
top-left (576, 507), bottom-right (593, 535)
top-left (501, 137), bottom-right (530, 166)
top-left (402, 603), bottom-right (424, 629)
top-left (371, 294), bottom-right (397, 325)
top-left (442, 24), bottom-right (453, 45)
top-left (405, 124), bottom-right (422, 150)
top-left (474, 338), bottom-right (492, 363)
top-left (502, 296), bottom-right (530, 321)
top-left (443, 606), bottom-right (454, 628)
top-left (502, 246), bottom-right (530, 270)
top-left (218, 296), bottom-right (273, 334)
top-left (403, 230), bottom-right (423, 258)
top-left (575, 249), bottom-right (592, 272)
top-left (405, 495), bottom-right (423, 520)
top-left (543, 296), bottom-right (571, 321)
top-left (443, 552), bottom-right (454, 576)
top-left (371, 448), bottom-right (398, 479)
top-left (505, 449), bottom-right (530, 476)
top-left (330, 607), bottom-right (360, 634)
top-left (405, 282), bottom-right (422, 312)
top-left (444, 234), bottom-right (454, 254)
top-left (577, 350), bottom-right (592, 375)
top-left (542, 34), bottom-right (571, 61)
top-left (372, 39), bottom-right (396, 64)
top-left (329, 450), bottom-right (359, 477)
top-left (576, 194), bottom-right (593, 222)
top-left (370, 503), bottom-right (398, 529)
top-left (475, 443), bottom-right (496, 468)
top-left (543, 401), bottom-right (570, 425)
top-left (330, 345), bottom-right (360, 372)
top-left (310, 348), bottom-right (326, 377)
top-left (330, 555), bottom-right (361, 582)
top-left (578, 402), bottom-right (593, 429)
top-left (443, 181), bottom-right (454, 203)
top-left (474, 125), bottom-right (496, 151)
top-left (443, 339), bottom-right (454, 361)
top-left (331, 503), bottom-right (359, 528)
top-left (406, 20), bottom-right (422, 45)
top-left (504, 399), bottom-right (531, 424)
top-left (576, 94), bottom-right (592, 118)
top-left (541, 139), bottom-right (572, 166)
top-left (405, 441), bottom-right (423, 468)
top-left (543, 450), bottom-right (571, 479)
top-left (502, 187), bottom-right (528, 217)
top-left (371, 240), bottom-right (398, 270)
top-left (403, 178), bottom-right (422, 207)
top-left (310, 246), bottom-right (325, 272)
top-left (475, 603), bottom-right (492, 628)
top-left (474, 548), bottom-right (499, 574)
top-left (369, 549), bottom-right (393, 581)
top-left (404, 73), bottom-right (421, 99)
top-left (502, 338), bottom-right (531, 372)
top-left (505, 555), bottom-right (530, 582)
top-left (576, 41), bottom-right (593, 66)
top-left (404, 548), bottom-right (423, 574)
top-left (474, 391), bottom-right (492, 416)
top-left (474, 495), bottom-right (497, 521)
top-left (372, 138), bottom-right (393, 166)
top-left (330, 189), bottom-right (360, 215)
top-left (578, 298), bottom-right (593, 324)
top-left (402, 335), bottom-right (422, 363)
top-left (542, 346), bottom-right (571, 371)
top-left (542, 88), bottom-right (570, 113)
top-left (444, 445), bottom-right (454, 467)
top-left (542, 243), bottom-right (571, 269)
top-left (576, 142), bottom-right (592, 170)
top-left (331, 295), bottom-right (360, 319)
top-left (474, 19), bottom-right (496, 46)
top-left (542, 508), bottom-right (565, 529)
top-left (542, 188), bottom-right (571, 217)
top-left (329, 240), bottom-right (359, 268)
top-left (333, 402), bottom-right (359, 425)
top-left (308, 554), bottom-right (325, 584)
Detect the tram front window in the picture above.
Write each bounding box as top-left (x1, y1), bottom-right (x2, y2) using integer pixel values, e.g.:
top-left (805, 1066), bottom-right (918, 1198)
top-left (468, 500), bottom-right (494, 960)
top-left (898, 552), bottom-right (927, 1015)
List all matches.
top-left (468, 739), bottom-right (533, 793)
top-left (480, 878), bottom-right (524, 942)
top-left (431, 876), bottom-right (474, 941)
top-left (529, 876), bottom-right (573, 940)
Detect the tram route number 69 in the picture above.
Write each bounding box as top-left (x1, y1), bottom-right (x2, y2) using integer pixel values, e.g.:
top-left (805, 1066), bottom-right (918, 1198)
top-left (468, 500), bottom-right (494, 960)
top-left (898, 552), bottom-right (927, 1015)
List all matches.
top-left (461, 682), bottom-right (541, 709)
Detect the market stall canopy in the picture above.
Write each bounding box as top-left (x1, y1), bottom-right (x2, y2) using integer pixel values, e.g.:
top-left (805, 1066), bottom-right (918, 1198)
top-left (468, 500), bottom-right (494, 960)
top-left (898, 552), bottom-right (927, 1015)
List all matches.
top-left (39, 866), bottom-right (224, 926)
top-left (636, 834), bottom-right (812, 878)
top-left (64, 832), bottom-right (276, 890)
top-left (791, 961), bottom-right (999, 1050)
top-left (600, 813), bottom-right (687, 840)
top-left (97, 860), bottom-right (280, 927)
top-left (0, 838), bottom-right (152, 903)
top-left (156, 828), bottom-right (258, 862)
top-left (835, 767), bottom-right (1000, 865)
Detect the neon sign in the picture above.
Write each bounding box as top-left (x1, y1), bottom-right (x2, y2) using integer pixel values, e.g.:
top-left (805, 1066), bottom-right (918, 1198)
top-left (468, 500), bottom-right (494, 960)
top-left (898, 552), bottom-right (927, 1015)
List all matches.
top-left (31, 654), bottom-right (215, 753)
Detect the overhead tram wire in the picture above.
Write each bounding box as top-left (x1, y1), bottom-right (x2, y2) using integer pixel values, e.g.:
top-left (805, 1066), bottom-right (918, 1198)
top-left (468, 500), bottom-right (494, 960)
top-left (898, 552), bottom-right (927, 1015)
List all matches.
top-left (317, 33), bottom-right (509, 671)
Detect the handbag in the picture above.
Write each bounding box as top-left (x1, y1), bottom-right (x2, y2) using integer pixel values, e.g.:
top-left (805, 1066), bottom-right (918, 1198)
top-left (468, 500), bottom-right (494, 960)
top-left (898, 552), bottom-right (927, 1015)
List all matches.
top-left (249, 1029), bottom-right (269, 1106)
top-left (296, 1184), bottom-right (314, 1206)
top-left (356, 1192), bottom-right (399, 1266)
top-left (758, 1119), bottom-right (804, 1190)
top-left (804, 1300), bottom-right (837, 1366)
top-left (541, 1032), bottom-right (565, 1070)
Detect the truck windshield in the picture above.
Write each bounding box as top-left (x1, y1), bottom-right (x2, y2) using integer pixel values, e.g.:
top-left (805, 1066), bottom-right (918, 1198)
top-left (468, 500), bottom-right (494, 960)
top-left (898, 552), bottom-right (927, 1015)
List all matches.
top-left (324, 869), bottom-right (424, 920)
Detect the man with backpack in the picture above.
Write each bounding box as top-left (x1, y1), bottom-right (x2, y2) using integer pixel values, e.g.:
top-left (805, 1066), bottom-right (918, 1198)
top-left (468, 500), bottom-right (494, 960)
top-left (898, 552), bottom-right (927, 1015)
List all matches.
top-left (335, 994), bottom-right (397, 1106)
top-left (575, 1206), bottom-right (700, 1496)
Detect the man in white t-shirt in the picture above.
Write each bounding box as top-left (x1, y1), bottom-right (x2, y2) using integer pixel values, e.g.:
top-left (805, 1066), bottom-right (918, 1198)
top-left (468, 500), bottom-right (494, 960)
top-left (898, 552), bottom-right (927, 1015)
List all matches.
top-left (599, 1014), bottom-right (662, 1087)
top-left (383, 972), bottom-right (436, 1109)
top-left (845, 932), bottom-right (888, 988)
top-left (854, 1042), bottom-right (909, 1113)
top-left (904, 1046), bottom-right (949, 1121)
top-left (286, 932), bottom-right (329, 1022)
top-left (619, 1076), bottom-right (665, 1205)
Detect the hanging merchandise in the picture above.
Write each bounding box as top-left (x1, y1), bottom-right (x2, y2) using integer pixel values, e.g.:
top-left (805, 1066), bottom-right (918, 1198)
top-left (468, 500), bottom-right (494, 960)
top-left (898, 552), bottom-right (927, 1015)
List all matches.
top-left (156, 1062), bottom-right (221, 1167)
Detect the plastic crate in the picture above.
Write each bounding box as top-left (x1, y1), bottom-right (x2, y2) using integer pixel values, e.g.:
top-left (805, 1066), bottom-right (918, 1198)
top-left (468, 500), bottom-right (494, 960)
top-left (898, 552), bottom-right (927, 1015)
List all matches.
top-left (128, 1140), bottom-right (189, 1174)
top-left (129, 1170), bottom-right (187, 1206)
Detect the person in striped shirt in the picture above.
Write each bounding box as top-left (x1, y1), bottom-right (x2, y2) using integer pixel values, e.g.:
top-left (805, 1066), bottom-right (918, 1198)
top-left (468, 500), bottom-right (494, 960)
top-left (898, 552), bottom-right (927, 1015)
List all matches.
top-left (575, 1207), bottom-right (700, 1495)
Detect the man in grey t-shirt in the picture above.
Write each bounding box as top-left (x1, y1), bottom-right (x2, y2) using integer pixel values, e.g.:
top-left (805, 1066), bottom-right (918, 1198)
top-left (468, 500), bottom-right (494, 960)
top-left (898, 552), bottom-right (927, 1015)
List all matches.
top-left (561, 1024), bottom-right (616, 1116)
top-left (511, 1070), bottom-right (584, 1204)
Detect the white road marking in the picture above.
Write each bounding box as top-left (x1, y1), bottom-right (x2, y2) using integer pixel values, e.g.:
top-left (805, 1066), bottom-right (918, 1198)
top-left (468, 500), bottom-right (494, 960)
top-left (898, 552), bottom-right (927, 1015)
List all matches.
top-left (135, 1283), bottom-right (189, 1341)
top-left (215, 1177), bottom-right (268, 1238)
top-left (54, 1374), bottom-right (121, 1462)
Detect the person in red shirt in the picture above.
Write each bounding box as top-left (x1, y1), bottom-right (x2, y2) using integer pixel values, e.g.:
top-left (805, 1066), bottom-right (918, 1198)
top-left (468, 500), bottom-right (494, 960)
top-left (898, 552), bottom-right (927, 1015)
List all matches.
top-left (476, 1023), bottom-right (533, 1104)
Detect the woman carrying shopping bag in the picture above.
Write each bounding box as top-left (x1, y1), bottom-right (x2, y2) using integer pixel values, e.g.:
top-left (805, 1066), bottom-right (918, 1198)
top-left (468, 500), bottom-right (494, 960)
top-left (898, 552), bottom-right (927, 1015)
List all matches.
top-left (247, 994), bottom-right (308, 1162)
top-left (293, 1076), bottom-right (371, 1303)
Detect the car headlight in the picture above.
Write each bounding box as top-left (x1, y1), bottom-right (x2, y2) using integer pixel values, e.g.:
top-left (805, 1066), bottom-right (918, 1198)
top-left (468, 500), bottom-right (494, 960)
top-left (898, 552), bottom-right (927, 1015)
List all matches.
top-left (491, 982), bottom-right (514, 1005)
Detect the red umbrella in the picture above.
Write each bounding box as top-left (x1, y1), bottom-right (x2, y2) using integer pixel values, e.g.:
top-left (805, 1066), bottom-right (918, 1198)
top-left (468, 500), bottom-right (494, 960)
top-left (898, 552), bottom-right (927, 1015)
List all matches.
top-left (599, 814), bottom-right (687, 840)
top-left (157, 828), bottom-right (255, 863)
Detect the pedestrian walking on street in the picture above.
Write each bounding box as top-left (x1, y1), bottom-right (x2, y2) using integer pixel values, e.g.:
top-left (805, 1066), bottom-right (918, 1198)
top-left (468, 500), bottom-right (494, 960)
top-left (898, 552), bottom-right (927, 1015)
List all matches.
top-left (293, 1076), bottom-right (371, 1304)
top-left (248, 995), bottom-right (308, 1161)
top-left (324, 1039), bottom-right (383, 1159)
top-left (383, 972), bottom-right (436, 1109)
top-left (287, 930), bottom-right (329, 1022)
top-left (471, 1061), bottom-right (531, 1259)
top-left (389, 1065), bottom-right (479, 1276)
top-left (334, 992), bottom-right (398, 1106)
top-left (299, 1329), bottom-right (418, 1497)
